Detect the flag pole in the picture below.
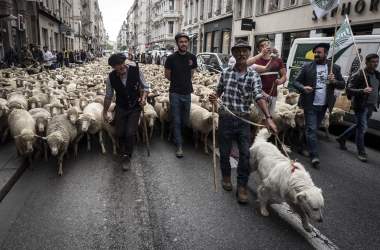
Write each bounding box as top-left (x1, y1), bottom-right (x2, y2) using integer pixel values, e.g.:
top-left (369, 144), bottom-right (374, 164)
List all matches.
top-left (330, 7), bottom-right (340, 74)
top-left (346, 15), bottom-right (369, 88)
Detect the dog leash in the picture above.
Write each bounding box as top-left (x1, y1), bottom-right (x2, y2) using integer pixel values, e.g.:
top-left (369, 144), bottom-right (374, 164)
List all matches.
top-left (216, 100), bottom-right (264, 128)
top-left (217, 99), bottom-right (297, 169)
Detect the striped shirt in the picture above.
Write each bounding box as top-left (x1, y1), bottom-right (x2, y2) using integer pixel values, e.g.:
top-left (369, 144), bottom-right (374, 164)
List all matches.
top-left (217, 66), bottom-right (264, 113)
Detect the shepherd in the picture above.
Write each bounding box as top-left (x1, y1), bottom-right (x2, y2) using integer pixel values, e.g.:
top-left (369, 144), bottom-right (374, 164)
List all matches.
top-left (103, 53), bottom-right (150, 171)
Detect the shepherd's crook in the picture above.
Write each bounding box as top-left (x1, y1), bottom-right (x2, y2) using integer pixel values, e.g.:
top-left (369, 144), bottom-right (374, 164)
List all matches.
top-left (142, 107), bottom-right (151, 157)
top-left (212, 103), bottom-right (218, 192)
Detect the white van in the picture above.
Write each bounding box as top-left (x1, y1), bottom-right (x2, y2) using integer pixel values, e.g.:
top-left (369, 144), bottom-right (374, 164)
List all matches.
top-left (286, 35), bottom-right (380, 131)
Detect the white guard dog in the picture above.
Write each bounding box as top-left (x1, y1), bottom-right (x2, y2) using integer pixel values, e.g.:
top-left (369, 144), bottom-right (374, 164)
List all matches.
top-left (250, 128), bottom-right (324, 232)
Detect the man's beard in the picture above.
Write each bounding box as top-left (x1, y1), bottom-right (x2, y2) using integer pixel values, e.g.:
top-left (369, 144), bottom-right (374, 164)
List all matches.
top-left (178, 46), bottom-right (187, 52)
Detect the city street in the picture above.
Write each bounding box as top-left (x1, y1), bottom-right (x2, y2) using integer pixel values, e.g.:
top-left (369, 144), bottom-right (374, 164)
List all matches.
top-left (0, 132), bottom-right (379, 250)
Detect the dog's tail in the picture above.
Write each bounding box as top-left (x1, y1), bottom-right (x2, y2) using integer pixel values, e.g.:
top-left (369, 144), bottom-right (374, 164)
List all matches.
top-left (255, 128), bottom-right (271, 142)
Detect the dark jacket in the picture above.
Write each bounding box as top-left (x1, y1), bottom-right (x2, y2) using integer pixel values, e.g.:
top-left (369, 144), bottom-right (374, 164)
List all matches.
top-left (109, 65), bottom-right (141, 110)
top-left (293, 61), bottom-right (345, 112)
top-left (347, 69), bottom-right (380, 111)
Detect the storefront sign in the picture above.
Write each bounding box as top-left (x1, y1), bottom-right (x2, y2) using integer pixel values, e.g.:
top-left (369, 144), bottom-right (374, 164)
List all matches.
top-left (312, 0), bottom-right (379, 21)
top-left (241, 18), bottom-right (254, 31)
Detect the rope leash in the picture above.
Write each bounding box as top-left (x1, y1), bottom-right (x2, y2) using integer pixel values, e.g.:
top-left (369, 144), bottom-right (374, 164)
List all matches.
top-left (216, 99), bottom-right (296, 165)
top-left (216, 100), bottom-right (264, 128)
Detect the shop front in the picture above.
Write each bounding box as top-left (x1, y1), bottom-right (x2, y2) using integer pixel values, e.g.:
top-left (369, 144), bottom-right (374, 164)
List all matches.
top-left (253, 0), bottom-right (380, 61)
top-left (203, 16), bottom-right (232, 54)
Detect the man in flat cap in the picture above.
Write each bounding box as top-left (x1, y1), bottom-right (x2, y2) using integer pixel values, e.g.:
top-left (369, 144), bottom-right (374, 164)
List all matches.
top-left (209, 40), bottom-right (277, 204)
top-left (103, 53), bottom-right (150, 171)
top-left (293, 43), bottom-right (345, 169)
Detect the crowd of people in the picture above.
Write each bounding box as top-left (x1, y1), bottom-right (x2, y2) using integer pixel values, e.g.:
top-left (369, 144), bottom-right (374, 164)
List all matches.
top-left (1, 44), bottom-right (100, 70)
top-left (104, 32), bottom-right (379, 204)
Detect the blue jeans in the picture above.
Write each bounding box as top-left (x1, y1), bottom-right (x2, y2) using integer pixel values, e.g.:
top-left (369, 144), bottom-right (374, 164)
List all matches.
top-left (218, 114), bottom-right (251, 187)
top-left (337, 106), bottom-right (374, 154)
top-left (304, 105), bottom-right (328, 159)
top-left (169, 93), bottom-right (191, 147)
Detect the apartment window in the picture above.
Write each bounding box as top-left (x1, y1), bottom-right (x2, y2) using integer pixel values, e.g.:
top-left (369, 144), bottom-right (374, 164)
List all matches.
top-left (268, 0), bottom-right (280, 11)
top-left (200, 0), bottom-right (204, 19)
top-left (236, 0), bottom-right (242, 18)
top-left (42, 28), bottom-right (49, 47)
top-left (245, 0), bottom-right (253, 17)
top-left (208, 0), bottom-right (213, 16)
top-left (257, 0), bottom-right (267, 14)
top-left (217, 0), bottom-right (221, 11)
top-left (283, 0), bottom-right (298, 7)
top-left (169, 0), bottom-right (174, 11)
top-left (168, 21), bottom-right (174, 34)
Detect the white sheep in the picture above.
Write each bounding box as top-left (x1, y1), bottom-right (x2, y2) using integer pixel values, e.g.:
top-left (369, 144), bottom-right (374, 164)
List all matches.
top-left (77, 102), bottom-right (106, 154)
top-left (28, 108), bottom-right (51, 135)
top-left (7, 92), bottom-right (28, 110)
top-left (190, 104), bottom-right (219, 154)
top-left (8, 109), bottom-right (37, 160)
top-left (154, 96), bottom-right (170, 140)
top-left (0, 98), bottom-right (10, 143)
top-left (44, 114), bottom-right (79, 176)
top-left (142, 103), bottom-right (158, 140)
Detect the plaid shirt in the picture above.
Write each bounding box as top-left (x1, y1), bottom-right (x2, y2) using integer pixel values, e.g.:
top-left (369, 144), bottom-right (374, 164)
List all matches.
top-left (217, 66), bottom-right (264, 113)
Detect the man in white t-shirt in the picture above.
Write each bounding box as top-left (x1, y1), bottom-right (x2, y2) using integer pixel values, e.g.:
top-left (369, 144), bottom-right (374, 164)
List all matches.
top-left (293, 43), bottom-right (345, 168)
top-left (42, 46), bottom-right (54, 69)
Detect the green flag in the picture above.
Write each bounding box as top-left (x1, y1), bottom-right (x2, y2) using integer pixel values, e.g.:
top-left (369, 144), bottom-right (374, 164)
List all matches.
top-left (329, 16), bottom-right (353, 57)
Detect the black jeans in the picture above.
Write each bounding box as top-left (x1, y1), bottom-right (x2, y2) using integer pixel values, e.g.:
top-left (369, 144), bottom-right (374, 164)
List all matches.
top-left (218, 113), bottom-right (251, 187)
top-left (114, 106), bottom-right (141, 157)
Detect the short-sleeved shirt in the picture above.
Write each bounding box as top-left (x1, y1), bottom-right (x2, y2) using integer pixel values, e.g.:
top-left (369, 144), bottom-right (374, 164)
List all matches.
top-left (165, 51), bottom-right (197, 95)
top-left (256, 57), bottom-right (285, 97)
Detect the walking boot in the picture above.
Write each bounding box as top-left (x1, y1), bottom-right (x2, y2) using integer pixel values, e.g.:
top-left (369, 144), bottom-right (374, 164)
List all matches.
top-left (311, 157), bottom-right (320, 169)
top-left (222, 176), bottom-right (233, 191)
top-left (176, 146), bottom-right (184, 158)
top-left (236, 186), bottom-right (249, 204)
top-left (336, 137), bottom-right (347, 150)
top-left (357, 152), bottom-right (367, 162)
top-left (121, 155), bottom-right (131, 171)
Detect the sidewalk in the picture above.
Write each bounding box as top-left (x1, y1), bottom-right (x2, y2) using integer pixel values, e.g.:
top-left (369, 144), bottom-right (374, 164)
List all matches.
top-left (0, 142), bottom-right (27, 202)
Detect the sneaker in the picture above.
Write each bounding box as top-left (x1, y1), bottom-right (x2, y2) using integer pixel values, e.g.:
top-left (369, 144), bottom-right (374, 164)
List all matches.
top-left (176, 146), bottom-right (184, 158)
top-left (336, 137), bottom-right (347, 150)
top-left (357, 152), bottom-right (367, 162)
top-left (311, 158), bottom-right (320, 169)
top-left (222, 176), bottom-right (233, 191)
top-left (121, 155), bottom-right (131, 171)
top-left (236, 186), bottom-right (249, 204)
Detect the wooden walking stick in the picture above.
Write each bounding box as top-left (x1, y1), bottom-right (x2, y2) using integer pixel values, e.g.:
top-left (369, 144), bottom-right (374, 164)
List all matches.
top-left (212, 103), bottom-right (217, 192)
top-left (142, 107), bottom-right (151, 157)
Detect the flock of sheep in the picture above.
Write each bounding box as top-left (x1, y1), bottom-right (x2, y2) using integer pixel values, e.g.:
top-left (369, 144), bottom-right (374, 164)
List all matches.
top-left (0, 59), bottom-right (347, 176)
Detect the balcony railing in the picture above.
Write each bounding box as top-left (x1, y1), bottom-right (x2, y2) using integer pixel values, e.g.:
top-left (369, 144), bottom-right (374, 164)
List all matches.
top-left (208, 12), bottom-right (212, 18)
top-left (194, 17), bottom-right (197, 23)
top-left (226, 2), bottom-right (233, 12)
top-left (215, 8), bottom-right (221, 15)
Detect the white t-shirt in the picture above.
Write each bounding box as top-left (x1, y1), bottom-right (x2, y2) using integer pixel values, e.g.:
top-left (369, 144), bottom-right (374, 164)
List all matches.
top-left (43, 50), bottom-right (54, 66)
top-left (313, 64), bottom-right (328, 106)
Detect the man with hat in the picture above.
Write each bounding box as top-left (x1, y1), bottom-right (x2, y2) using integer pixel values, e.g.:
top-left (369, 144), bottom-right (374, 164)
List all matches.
top-left (209, 40), bottom-right (277, 204)
top-left (165, 32), bottom-right (198, 158)
top-left (103, 53), bottom-right (150, 171)
top-left (293, 43), bottom-right (345, 168)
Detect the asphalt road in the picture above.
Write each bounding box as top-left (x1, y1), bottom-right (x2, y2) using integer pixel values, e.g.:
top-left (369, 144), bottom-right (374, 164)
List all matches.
top-left (0, 133), bottom-right (379, 249)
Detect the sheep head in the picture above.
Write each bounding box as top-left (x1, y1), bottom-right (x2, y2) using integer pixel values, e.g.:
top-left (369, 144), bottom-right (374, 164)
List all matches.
top-left (279, 111), bottom-right (296, 128)
top-left (28, 96), bottom-right (42, 109)
top-left (66, 107), bottom-right (81, 125)
top-left (330, 108), bottom-right (345, 124)
top-left (14, 129), bottom-right (37, 154)
top-left (78, 113), bottom-right (95, 132)
top-left (45, 132), bottom-right (63, 156)
top-left (35, 116), bottom-right (50, 135)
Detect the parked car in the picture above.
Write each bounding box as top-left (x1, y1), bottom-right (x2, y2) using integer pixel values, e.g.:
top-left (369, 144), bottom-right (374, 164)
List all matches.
top-left (196, 53), bottom-right (230, 73)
